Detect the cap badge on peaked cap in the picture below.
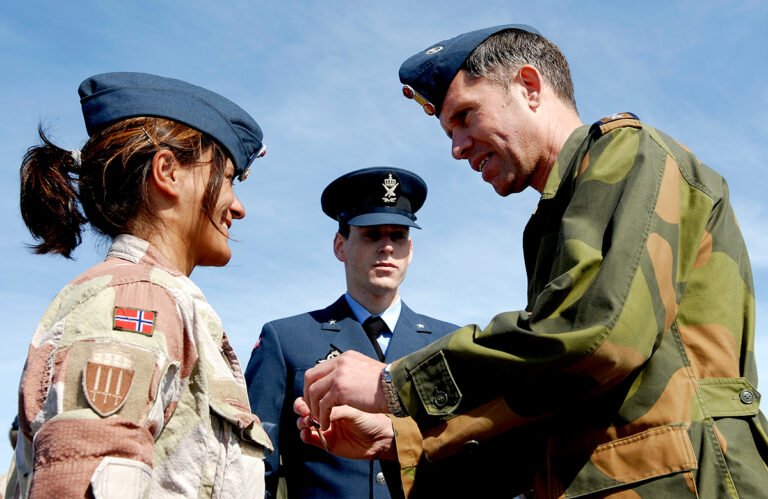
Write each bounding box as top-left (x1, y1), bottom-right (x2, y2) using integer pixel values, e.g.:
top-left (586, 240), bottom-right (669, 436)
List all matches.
top-left (382, 173), bottom-right (400, 203)
top-left (321, 166), bottom-right (427, 229)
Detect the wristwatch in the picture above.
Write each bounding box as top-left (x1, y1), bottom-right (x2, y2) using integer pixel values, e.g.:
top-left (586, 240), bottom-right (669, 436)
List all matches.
top-left (380, 363), bottom-right (408, 417)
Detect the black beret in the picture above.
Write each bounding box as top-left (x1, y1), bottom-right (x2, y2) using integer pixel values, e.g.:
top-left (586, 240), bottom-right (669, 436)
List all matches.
top-left (399, 24), bottom-right (540, 117)
top-left (321, 167), bottom-right (427, 229)
top-left (78, 72), bottom-right (265, 180)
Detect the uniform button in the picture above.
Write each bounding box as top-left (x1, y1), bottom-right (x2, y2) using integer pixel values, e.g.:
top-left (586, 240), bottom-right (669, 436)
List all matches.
top-left (464, 439), bottom-right (480, 454)
top-left (376, 472), bottom-right (386, 485)
top-left (433, 390), bottom-right (448, 408)
top-left (740, 389), bottom-right (755, 404)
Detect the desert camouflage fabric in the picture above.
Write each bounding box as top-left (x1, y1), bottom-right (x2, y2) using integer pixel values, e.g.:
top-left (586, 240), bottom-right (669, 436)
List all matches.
top-left (12, 234), bottom-right (271, 498)
top-left (389, 115), bottom-right (768, 497)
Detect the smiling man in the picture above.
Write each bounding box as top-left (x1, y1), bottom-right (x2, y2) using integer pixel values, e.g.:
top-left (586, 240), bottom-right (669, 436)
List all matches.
top-left (245, 167), bottom-right (456, 499)
top-left (298, 25), bottom-right (767, 498)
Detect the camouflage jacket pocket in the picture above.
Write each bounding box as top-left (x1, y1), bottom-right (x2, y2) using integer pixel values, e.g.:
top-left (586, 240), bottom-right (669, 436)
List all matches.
top-left (554, 424), bottom-right (698, 498)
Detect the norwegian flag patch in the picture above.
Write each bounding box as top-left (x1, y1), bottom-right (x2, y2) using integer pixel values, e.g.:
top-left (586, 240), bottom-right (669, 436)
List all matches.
top-left (113, 307), bottom-right (156, 336)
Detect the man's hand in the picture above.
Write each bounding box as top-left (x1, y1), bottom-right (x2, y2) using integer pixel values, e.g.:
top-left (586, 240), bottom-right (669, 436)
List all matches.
top-left (303, 350), bottom-right (388, 429)
top-left (294, 397), bottom-right (396, 461)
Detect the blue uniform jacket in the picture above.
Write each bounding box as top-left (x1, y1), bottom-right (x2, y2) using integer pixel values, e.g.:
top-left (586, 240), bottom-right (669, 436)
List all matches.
top-left (245, 295), bottom-right (457, 499)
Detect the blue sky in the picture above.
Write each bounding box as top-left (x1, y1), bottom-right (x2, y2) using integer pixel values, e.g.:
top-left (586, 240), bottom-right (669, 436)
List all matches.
top-left (1, 0), bottom-right (766, 467)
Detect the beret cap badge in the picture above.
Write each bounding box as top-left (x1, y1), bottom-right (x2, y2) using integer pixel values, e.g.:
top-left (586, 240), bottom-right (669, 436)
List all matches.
top-left (78, 72), bottom-right (266, 181)
top-left (398, 23), bottom-right (540, 117)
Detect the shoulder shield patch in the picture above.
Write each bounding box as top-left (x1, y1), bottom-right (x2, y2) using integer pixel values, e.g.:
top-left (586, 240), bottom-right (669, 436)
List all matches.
top-left (83, 352), bottom-right (135, 417)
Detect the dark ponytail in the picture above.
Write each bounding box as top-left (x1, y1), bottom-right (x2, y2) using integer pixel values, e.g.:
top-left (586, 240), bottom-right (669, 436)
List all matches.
top-left (19, 117), bottom-right (229, 259)
top-left (19, 126), bottom-right (86, 258)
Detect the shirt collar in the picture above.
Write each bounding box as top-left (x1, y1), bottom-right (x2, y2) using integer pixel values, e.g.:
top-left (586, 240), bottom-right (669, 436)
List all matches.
top-left (344, 292), bottom-right (402, 333)
top-left (108, 234), bottom-right (184, 276)
top-left (540, 125), bottom-right (591, 199)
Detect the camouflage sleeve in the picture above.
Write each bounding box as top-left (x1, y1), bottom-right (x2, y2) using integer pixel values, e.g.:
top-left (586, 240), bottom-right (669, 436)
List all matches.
top-left (19, 279), bottom-right (190, 498)
top-left (391, 124), bottom-right (733, 458)
top-left (387, 416), bottom-right (424, 497)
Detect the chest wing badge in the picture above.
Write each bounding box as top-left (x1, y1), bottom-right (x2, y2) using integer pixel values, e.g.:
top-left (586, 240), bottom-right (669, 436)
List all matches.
top-left (316, 347), bottom-right (343, 364)
top-left (83, 351), bottom-right (135, 417)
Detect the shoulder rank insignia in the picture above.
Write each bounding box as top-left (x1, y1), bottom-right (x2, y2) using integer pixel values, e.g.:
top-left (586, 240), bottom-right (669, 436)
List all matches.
top-left (316, 347), bottom-right (343, 364)
top-left (415, 322), bottom-right (432, 334)
top-left (591, 112), bottom-right (642, 136)
top-left (113, 306), bottom-right (156, 336)
top-left (321, 319), bottom-right (341, 332)
top-left (83, 351), bottom-right (134, 417)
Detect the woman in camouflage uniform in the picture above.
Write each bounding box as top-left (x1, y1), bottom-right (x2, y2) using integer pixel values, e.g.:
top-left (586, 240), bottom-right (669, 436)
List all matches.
top-left (11, 72), bottom-right (271, 498)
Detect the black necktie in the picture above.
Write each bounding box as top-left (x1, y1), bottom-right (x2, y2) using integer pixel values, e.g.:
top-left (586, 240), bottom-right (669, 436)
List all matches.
top-left (362, 316), bottom-right (388, 361)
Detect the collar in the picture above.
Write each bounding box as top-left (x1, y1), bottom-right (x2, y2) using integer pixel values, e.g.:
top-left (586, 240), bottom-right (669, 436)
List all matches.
top-left (107, 234), bottom-right (184, 277)
top-left (344, 292), bottom-right (402, 333)
top-left (540, 125), bottom-right (591, 200)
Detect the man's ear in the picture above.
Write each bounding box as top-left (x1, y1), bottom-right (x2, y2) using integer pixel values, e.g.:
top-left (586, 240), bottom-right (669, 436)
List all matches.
top-left (517, 65), bottom-right (543, 109)
top-left (333, 232), bottom-right (347, 263)
top-left (149, 149), bottom-right (180, 198)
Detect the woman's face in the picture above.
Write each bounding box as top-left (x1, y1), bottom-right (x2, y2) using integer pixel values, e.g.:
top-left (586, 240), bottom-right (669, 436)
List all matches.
top-left (180, 153), bottom-right (245, 269)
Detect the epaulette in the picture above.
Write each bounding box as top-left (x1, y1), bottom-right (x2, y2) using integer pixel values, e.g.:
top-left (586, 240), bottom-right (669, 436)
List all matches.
top-left (590, 112), bottom-right (642, 136)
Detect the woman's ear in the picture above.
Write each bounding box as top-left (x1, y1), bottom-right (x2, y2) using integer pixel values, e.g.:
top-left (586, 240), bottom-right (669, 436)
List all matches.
top-left (149, 149), bottom-right (180, 198)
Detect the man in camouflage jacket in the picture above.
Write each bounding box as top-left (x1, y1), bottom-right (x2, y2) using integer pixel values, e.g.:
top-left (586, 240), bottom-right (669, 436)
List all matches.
top-left (299, 25), bottom-right (768, 498)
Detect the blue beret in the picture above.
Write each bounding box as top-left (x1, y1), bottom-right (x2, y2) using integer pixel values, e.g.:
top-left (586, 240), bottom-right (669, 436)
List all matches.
top-left (399, 24), bottom-right (540, 117)
top-left (78, 72), bottom-right (265, 180)
top-left (321, 167), bottom-right (427, 229)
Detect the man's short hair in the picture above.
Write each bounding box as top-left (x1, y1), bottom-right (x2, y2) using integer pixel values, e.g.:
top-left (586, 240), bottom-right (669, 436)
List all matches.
top-left (464, 29), bottom-right (578, 113)
top-left (338, 222), bottom-right (351, 239)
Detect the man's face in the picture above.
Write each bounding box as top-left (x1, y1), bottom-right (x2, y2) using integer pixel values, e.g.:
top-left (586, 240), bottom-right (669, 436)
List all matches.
top-left (334, 225), bottom-right (413, 301)
top-left (439, 69), bottom-right (542, 196)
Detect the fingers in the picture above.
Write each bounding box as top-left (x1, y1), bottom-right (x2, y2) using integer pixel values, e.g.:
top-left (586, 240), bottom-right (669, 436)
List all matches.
top-left (303, 351), bottom-right (387, 428)
top-left (302, 355), bottom-right (337, 422)
top-left (293, 396), bottom-right (311, 418)
top-left (295, 399), bottom-right (326, 451)
top-left (303, 352), bottom-right (350, 428)
top-left (297, 424), bottom-right (323, 450)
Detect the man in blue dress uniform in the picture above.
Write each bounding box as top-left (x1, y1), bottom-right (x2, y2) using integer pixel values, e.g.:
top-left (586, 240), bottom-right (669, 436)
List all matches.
top-left (245, 167), bottom-right (457, 499)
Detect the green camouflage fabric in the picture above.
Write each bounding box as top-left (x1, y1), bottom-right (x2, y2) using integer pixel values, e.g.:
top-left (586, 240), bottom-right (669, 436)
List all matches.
top-left (390, 114), bottom-right (768, 497)
top-left (13, 234), bottom-right (271, 499)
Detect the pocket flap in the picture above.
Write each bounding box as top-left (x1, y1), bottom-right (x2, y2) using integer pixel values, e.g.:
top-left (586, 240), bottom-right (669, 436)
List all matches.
top-left (208, 385), bottom-right (273, 452)
top-left (563, 424), bottom-right (697, 497)
top-left (699, 377), bottom-right (760, 417)
top-left (410, 351), bottom-right (462, 416)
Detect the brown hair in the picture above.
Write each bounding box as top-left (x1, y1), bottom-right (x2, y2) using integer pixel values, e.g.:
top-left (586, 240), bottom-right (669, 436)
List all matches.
top-left (20, 117), bottom-right (228, 258)
top-left (464, 29), bottom-right (578, 113)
